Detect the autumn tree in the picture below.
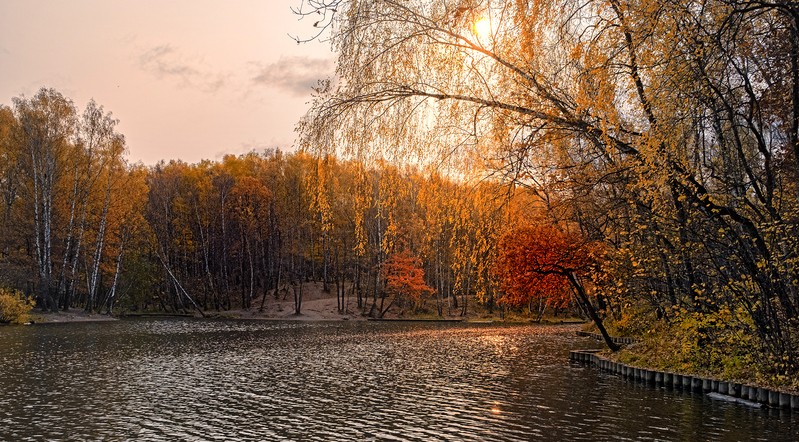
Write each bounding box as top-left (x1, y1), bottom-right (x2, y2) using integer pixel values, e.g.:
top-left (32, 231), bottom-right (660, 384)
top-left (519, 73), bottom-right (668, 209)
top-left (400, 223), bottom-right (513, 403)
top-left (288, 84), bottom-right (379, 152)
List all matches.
top-left (0, 106), bottom-right (20, 260)
top-left (101, 165), bottom-right (149, 314)
top-left (12, 88), bottom-right (79, 310)
top-left (379, 251), bottom-right (435, 317)
top-left (497, 224), bottom-right (617, 350)
top-left (416, 170), bottom-right (456, 316)
top-left (228, 176), bottom-right (272, 309)
top-left (449, 180), bottom-right (508, 316)
top-left (81, 105), bottom-right (127, 312)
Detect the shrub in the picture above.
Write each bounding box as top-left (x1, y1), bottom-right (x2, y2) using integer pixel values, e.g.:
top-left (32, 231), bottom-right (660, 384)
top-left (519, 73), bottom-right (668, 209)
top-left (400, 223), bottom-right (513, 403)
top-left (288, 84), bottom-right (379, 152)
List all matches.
top-left (616, 306), bottom-right (763, 385)
top-left (0, 288), bottom-right (35, 324)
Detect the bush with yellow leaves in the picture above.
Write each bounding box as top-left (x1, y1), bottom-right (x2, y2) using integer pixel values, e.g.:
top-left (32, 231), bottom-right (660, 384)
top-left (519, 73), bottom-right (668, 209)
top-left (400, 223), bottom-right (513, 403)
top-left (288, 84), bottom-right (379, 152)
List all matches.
top-left (0, 287), bottom-right (35, 324)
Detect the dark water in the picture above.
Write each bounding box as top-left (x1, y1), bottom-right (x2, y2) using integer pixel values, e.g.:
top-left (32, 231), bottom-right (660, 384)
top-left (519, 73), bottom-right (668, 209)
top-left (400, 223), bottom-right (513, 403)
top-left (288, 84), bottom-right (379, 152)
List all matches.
top-left (0, 319), bottom-right (796, 441)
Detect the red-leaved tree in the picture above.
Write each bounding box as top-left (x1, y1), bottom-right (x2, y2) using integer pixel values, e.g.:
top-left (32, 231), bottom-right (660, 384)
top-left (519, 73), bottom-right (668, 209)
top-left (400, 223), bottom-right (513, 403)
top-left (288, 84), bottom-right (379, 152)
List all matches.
top-left (496, 224), bottom-right (619, 351)
top-left (378, 251), bottom-right (435, 317)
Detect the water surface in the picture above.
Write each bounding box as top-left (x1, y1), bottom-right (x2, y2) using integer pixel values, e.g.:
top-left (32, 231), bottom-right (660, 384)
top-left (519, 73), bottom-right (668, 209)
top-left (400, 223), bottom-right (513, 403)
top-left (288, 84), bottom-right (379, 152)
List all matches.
top-left (0, 319), bottom-right (796, 440)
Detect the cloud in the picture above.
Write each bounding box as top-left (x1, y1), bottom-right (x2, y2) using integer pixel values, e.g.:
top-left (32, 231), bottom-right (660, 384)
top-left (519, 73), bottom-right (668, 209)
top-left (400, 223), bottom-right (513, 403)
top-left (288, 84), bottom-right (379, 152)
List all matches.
top-left (250, 56), bottom-right (335, 96)
top-left (138, 44), bottom-right (226, 93)
top-left (140, 45), bottom-right (198, 79)
top-left (213, 139), bottom-right (289, 161)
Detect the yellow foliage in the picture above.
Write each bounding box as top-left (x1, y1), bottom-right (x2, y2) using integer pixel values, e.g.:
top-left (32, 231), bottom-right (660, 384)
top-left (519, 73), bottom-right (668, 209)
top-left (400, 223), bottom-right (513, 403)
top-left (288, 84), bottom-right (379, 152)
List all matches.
top-left (605, 301), bottom-right (655, 337)
top-left (616, 309), bottom-right (766, 386)
top-left (0, 288), bottom-right (35, 324)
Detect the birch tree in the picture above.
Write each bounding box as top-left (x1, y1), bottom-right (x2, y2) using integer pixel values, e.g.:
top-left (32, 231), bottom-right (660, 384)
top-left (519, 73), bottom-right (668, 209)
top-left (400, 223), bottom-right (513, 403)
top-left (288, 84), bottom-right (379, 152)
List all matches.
top-left (0, 106), bottom-right (19, 259)
top-left (13, 88), bottom-right (78, 311)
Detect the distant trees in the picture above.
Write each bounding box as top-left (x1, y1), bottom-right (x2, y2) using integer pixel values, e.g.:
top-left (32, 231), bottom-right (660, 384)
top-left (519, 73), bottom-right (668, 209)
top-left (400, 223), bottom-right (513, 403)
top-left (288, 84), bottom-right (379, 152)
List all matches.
top-left (2, 96), bottom-right (528, 320)
top-left (0, 88), bottom-right (134, 313)
top-left (130, 151), bottom-right (523, 318)
top-left (0, 86), bottom-right (598, 322)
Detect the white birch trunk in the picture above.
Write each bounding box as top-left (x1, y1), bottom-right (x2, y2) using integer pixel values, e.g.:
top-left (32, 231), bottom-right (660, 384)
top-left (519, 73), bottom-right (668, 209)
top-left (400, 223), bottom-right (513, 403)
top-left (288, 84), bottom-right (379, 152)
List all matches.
top-left (105, 238), bottom-right (125, 314)
top-left (87, 171), bottom-right (112, 312)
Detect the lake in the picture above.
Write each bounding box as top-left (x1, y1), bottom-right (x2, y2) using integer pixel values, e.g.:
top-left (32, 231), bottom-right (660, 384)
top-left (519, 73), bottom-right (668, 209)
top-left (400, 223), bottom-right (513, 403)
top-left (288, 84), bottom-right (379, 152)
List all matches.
top-left (0, 319), bottom-right (796, 441)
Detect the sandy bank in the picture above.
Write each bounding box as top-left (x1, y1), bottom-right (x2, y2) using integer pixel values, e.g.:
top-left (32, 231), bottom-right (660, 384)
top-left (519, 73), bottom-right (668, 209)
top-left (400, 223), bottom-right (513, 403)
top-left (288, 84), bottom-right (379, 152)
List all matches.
top-left (219, 295), bottom-right (365, 321)
top-left (29, 310), bottom-right (118, 324)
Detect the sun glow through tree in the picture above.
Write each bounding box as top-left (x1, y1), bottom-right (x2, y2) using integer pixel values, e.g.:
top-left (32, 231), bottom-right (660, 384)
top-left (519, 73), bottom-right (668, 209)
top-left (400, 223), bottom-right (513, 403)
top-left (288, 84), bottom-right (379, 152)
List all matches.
top-left (473, 16), bottom-right (492, 41)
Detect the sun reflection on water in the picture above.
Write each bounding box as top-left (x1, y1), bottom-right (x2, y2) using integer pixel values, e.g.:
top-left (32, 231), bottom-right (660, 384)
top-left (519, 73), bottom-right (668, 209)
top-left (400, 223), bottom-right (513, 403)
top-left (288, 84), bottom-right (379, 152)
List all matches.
top-left (491, 402), bottom-right (502, 415)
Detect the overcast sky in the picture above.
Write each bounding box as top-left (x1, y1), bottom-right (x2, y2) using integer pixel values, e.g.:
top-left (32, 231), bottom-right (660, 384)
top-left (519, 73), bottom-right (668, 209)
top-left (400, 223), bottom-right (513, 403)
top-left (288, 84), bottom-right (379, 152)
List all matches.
top-left (0, 0), bottom-right (335, 165)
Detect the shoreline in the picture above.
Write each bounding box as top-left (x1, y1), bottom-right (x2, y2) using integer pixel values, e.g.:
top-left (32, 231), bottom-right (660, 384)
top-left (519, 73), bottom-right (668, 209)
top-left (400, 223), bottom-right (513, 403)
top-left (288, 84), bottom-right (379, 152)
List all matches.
top-left (25, 303), bottom-right (587, 326)
top-left (575, 330), bottom-right (799, 401)
top-left (21, 284), bottom-right (589, 325)
top-left (28, 310), bottom-right (118, 324)
top-left (570, 349), bottom-right (799, 411)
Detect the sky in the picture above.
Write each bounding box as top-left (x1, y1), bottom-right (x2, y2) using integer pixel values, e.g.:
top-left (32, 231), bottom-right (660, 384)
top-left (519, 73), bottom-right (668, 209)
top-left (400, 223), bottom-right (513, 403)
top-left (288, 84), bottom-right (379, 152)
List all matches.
top-left (0, 0), bottom-right (335, 165)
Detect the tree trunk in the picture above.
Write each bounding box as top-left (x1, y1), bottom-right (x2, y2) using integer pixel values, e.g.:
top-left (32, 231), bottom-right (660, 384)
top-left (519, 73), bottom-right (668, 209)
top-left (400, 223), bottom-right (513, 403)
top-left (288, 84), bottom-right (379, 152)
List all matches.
top-left (293, 281), bottom-right (303, 315)
top-left (355, 261), bottom-right (363, 309)
top-left (104, 238), bottom-right (125, 314)
top-left (566, 272), bottom-right (619, 352)
top-left (246, 236), bottom-right (254, 310)
top-left (158, 252), bottom-right (205, 317)
top-left (87, 172), bottom-right (112, 312)
top-left (323, 232), bottom-right (330, 293)
top-left (56, 166), bottom-right (81, 310)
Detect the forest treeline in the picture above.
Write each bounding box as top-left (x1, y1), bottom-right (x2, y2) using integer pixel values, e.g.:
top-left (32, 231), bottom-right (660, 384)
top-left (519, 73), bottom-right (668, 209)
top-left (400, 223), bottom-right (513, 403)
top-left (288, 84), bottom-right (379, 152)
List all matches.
top-left (1, 88), bottom-right (548, 320)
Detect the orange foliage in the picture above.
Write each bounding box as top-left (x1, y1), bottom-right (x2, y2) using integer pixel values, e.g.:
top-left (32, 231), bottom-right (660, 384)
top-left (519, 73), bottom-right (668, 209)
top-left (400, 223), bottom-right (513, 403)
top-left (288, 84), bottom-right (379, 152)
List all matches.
top-left (381, 251), bottom-right (434, 304)
top-left (495, 224), bottom-right (601, 309)
top-left (228, 176), bottom-right (272, 232)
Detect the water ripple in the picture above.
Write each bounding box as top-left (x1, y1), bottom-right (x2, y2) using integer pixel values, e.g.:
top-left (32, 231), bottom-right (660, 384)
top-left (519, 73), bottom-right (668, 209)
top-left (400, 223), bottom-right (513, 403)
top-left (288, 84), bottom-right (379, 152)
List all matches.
top-left (0, 319), bottom-right (797, 441)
